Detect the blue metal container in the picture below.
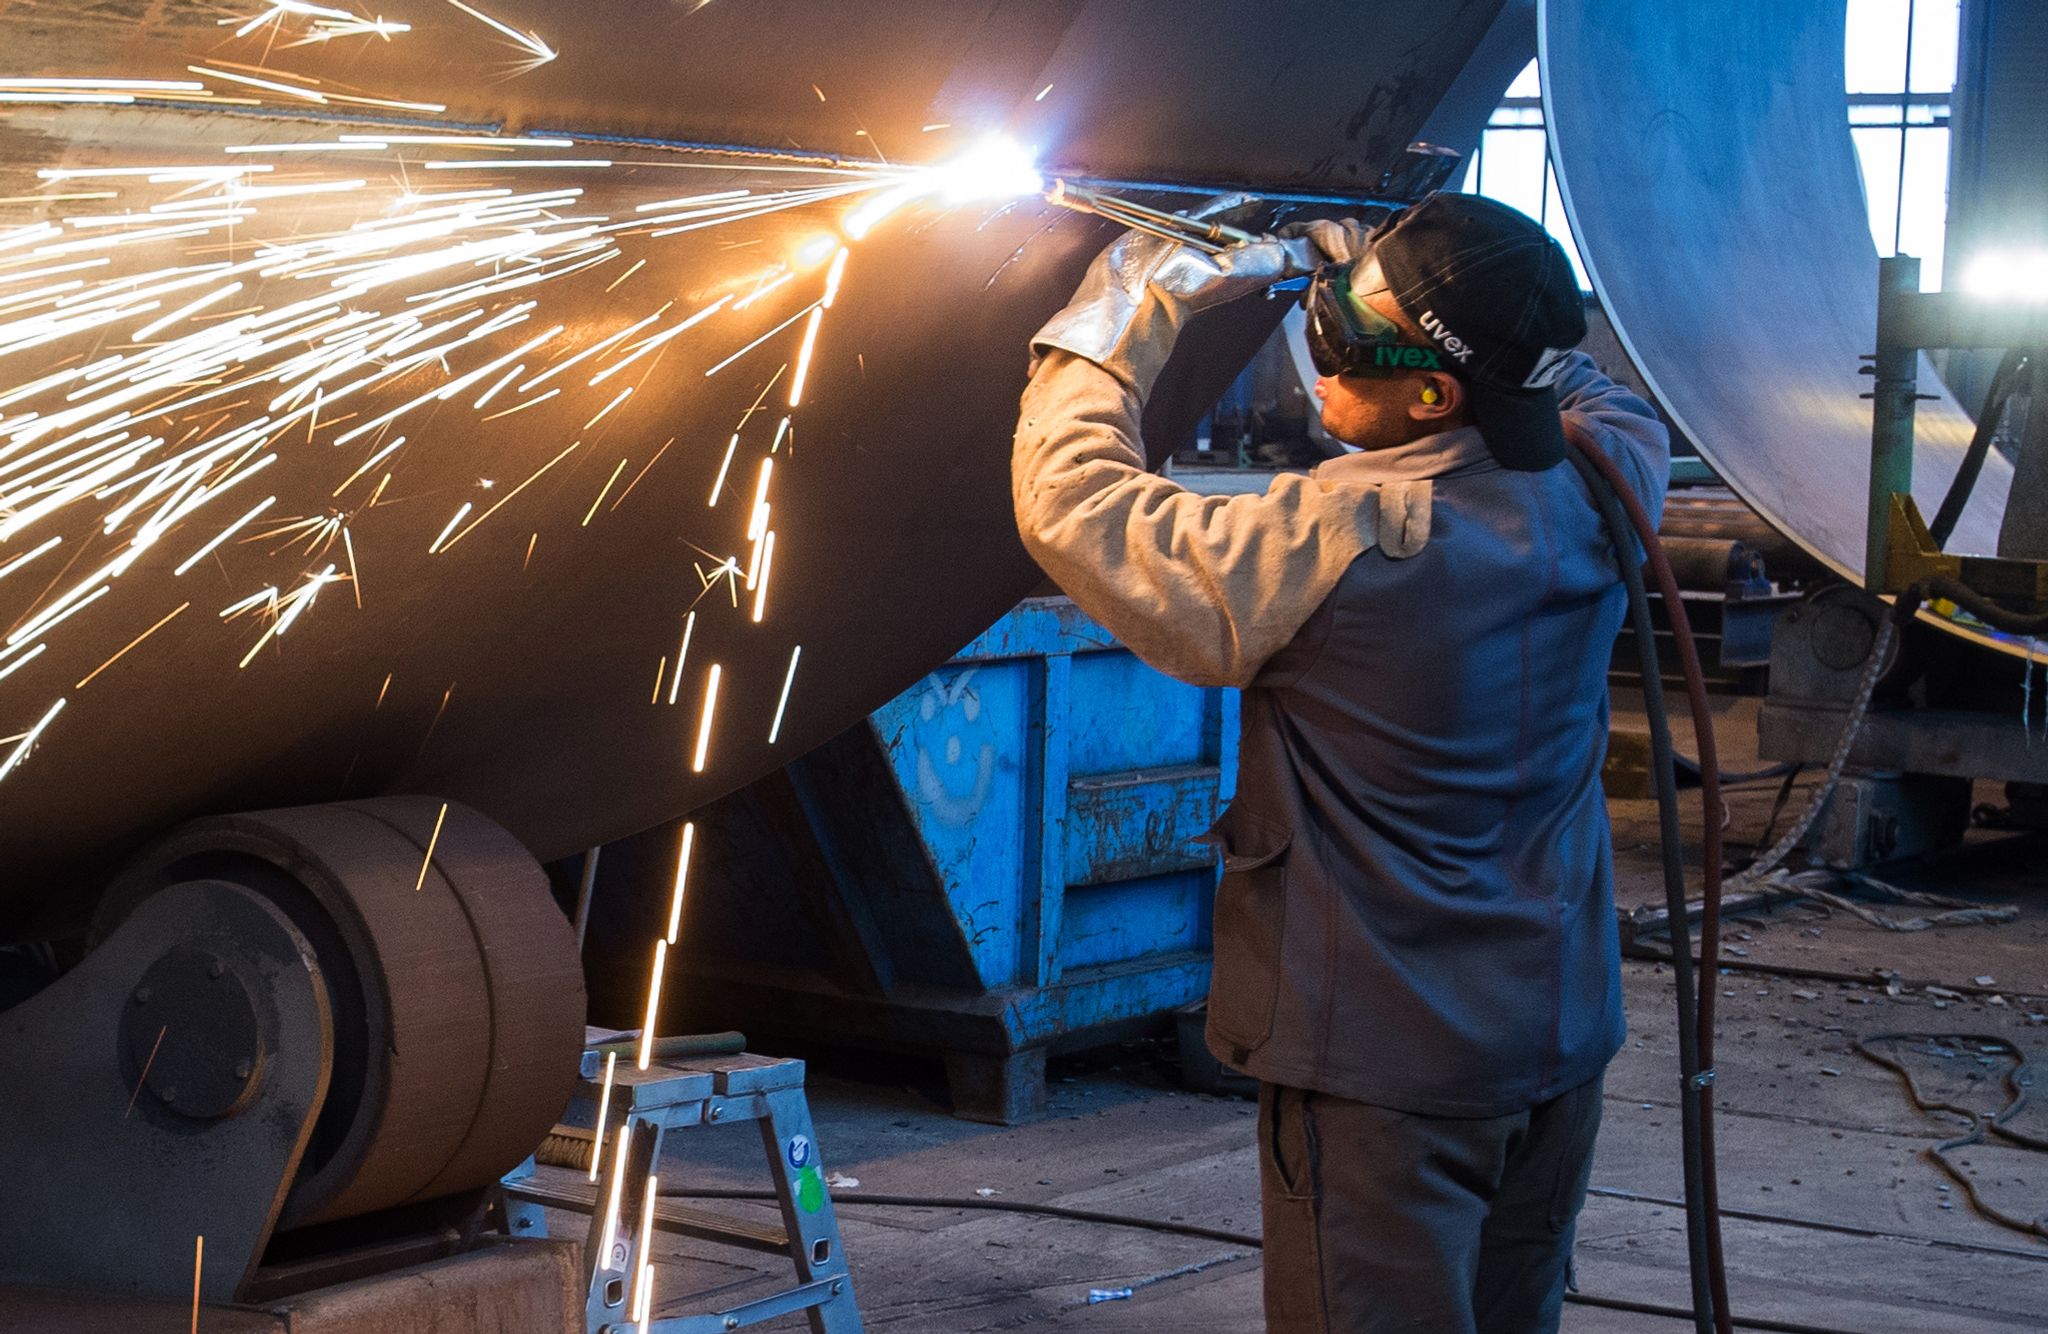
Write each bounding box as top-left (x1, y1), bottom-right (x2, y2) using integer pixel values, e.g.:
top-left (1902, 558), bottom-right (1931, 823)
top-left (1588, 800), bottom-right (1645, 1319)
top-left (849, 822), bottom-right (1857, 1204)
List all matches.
top-left (874, 596), bottom-right (1237, 994)
top-left (587, 596), bottom-right (1238, 1122)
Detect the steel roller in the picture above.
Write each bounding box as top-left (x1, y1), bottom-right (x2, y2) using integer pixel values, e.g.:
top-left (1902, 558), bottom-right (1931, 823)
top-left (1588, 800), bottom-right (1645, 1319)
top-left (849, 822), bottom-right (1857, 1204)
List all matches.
top-left (92, 798), bottom-right (584, 1225)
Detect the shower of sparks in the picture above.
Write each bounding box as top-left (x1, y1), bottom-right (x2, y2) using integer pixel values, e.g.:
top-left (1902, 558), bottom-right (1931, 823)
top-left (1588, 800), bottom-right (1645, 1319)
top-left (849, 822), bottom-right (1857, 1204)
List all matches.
top-left (633, 1181), bottom-right (658, 1326)
top-left (444, 0), bottom-right (558, 66)
top-left (692, 664), bottom-right (721, 773)
top-left (77, 601), bottom-right (188, 689)
top-left (412, 800), bottom-right (448, 892)
top-left (748, 458), bottom-right (774, 541)
top-left (650, 655), bottom-right (667, 703)
top-left (589, 1050), bottom-right (618, 1182)
top-left (637, 938), bottom-right (667, 1070)
top-left (665, 821), bottom-right (694, 943)
top-left (599, 1123), bottom-right (632, 1262)
top-left (666, 611), bottom-right (696, 705)
top-left (610, 438), bottom-right (672, 511)
top-left (605, 258), bottom-right (646, 292)
top-left (191, 1235), bottom-right (203, 1334)
top-left (582, 386), bottom-right (632, 429)
top-left (787, 308), bottom-right (824, 407)
top-left (583, 458), bottom-right (629, 525)
top-left (125, 1023), bottom-right (168, 1117)
top-left (429, 504), bottom-right (474, 554)
top-left (439, 440), bottom-right (581, 551)
top-left (708, 435), bottom-right (739, 506)
top-left (750, 530), bottom-right (775, 622)
top-left (0, 535), bottom-right (60, 582)
top-left (0, 11), bottom-right (1056, 887)
top-left (768, 645), bottom-right (799, 743)
top-left (0, 699), bottom-right (65, 785)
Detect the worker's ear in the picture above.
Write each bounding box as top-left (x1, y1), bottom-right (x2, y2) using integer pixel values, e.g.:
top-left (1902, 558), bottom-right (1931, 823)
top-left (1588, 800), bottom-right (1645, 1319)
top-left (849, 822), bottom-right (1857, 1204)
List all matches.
top-left (1409, 371), bottom-right (1462, 424)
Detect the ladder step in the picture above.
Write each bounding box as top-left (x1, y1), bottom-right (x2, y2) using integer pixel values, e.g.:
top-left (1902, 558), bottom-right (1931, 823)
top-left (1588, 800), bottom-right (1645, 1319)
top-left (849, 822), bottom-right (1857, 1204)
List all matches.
top-left (503, 1175), bottom-right (791, 1256)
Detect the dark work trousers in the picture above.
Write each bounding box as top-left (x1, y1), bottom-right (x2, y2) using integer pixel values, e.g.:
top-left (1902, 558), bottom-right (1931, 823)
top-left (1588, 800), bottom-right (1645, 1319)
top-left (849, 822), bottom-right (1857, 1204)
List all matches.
top-left (1257, 1074), bottom-right (1604, 1334)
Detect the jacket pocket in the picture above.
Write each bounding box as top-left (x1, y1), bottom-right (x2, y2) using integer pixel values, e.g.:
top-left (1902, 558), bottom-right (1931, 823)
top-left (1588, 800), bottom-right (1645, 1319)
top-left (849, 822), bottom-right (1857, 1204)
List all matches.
top-left (1200, 809), bottom-right (1292, 1060)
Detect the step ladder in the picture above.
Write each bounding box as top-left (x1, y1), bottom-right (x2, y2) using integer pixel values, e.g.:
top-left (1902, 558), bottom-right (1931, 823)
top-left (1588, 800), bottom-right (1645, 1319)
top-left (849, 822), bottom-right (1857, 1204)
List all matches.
top-left (497, 1049), bottom-right (862, 1334)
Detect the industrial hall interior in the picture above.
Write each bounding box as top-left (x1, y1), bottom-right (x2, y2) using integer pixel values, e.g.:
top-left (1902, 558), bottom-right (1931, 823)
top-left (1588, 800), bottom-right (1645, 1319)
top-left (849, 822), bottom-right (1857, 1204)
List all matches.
top-left (2, 1), bottom-right (2045, 1332)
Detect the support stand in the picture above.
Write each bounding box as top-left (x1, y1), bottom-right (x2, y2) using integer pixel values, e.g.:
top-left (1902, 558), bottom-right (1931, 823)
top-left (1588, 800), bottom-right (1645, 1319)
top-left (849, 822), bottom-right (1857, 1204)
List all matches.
top-left (498, 1051), bottom-right (861, 1333)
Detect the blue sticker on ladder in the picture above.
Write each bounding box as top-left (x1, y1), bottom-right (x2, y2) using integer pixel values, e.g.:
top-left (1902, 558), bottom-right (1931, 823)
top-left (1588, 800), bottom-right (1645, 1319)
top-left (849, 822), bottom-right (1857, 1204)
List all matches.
top-left (785, 1134), bottom-right (812, 1170)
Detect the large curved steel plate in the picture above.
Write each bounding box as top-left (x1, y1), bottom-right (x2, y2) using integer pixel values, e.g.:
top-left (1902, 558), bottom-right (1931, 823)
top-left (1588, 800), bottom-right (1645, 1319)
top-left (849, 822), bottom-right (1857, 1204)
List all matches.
top-left (1539, 3), bottom-right (2013, 612)
top-left (0, 2), bottom-right (1501, 910)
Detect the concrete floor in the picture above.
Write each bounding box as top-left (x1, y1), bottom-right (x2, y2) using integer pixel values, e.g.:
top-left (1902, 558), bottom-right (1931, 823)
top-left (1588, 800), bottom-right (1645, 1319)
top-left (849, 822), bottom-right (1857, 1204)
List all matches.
top-left (541, 702), bottom-right (2048, 1331)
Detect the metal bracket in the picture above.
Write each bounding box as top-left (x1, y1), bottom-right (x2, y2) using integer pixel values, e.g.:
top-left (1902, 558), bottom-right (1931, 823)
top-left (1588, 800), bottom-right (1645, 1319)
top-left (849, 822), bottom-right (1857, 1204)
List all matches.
top-left (0, 880), bottom-right (332, 1303)
top-left (1688, 1068), bottom-right (1718, 1090)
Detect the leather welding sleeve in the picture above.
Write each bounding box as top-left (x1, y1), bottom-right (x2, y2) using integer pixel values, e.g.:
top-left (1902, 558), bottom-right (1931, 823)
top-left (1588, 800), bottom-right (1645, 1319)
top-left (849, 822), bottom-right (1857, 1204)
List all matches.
top-left (1013, 350), bottom-right (1385, 688)
top-left (1553, 352), bottom-right (1671, 523)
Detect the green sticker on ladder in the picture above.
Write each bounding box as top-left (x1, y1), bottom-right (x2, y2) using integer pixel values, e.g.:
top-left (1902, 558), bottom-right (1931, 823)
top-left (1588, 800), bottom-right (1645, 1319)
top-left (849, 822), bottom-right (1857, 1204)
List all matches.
top-left (796, 1164), bottom-right (825, 1214)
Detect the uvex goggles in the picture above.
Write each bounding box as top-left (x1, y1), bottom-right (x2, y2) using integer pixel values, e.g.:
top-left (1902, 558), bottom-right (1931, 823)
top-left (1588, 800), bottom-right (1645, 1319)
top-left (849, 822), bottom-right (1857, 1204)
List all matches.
top-left (1302, 264), bottom-right (1449, 380)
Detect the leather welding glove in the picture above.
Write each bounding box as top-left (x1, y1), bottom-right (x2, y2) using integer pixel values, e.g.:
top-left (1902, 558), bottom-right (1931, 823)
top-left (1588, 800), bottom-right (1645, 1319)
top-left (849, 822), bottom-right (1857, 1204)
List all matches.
top-left (1031, 194), bottom-right (1319, 398)
top-left (1279, 216), bottom-right (1379, 267)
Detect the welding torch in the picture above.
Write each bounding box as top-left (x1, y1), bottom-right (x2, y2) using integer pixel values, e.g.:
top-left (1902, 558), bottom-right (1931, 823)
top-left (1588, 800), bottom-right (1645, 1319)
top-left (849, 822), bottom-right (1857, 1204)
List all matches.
top-left (1045, 178), bottom-right (1260, 255)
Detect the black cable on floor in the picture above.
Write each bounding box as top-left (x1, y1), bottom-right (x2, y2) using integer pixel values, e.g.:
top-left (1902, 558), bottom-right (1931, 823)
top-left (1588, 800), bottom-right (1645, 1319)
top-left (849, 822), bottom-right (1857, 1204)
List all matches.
top-left (659, 1186), bottom-right (1265, 1249)
top-left (1585, 1186), bottom-right (2048, 1263)
top-left (656, 1187), bottom-right (1869, 1334)
top-left (1562, 1291), bottom-right (1872, 1334)
top-left (1621, 943), bottom-right (2048, 1002)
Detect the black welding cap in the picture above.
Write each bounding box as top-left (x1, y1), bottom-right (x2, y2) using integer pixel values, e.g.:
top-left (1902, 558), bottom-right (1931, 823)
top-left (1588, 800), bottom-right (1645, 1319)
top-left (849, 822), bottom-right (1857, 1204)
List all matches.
top-left (1367, 193), bottom-right (1587, 470)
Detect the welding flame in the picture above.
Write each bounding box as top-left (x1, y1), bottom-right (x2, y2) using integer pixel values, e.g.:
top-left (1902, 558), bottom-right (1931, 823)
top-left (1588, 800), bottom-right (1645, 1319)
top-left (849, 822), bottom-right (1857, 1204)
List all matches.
top-left (842, 136), bottom-right (1043, 240)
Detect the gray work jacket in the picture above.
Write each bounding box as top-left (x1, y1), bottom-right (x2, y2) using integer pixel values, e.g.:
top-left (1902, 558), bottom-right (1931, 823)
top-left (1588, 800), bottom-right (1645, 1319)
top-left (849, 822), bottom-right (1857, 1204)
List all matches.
top-left (1014, 350), bottom-right (1670, 1117)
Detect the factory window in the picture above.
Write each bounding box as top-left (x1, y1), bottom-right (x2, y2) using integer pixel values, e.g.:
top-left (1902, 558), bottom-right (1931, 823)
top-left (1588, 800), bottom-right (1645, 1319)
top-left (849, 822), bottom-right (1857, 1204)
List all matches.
top-left (1465, 0), bottom-right (1961, 291)
top-left (1844, 0), bottom-right (1959, 289)
top-left (1459, 61), bottom-right (1590, 292)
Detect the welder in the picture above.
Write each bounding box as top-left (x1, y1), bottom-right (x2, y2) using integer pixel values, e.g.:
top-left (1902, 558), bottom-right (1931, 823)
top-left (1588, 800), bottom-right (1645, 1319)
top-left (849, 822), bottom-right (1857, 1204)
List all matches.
top-left (1012, 193), bottom-right (1669, 1334)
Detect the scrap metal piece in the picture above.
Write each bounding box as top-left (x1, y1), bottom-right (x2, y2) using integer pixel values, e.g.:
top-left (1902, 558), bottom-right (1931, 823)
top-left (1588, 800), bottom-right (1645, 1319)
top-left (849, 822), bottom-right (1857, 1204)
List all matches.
top-left (95, 800), bottom-right (584, 1226)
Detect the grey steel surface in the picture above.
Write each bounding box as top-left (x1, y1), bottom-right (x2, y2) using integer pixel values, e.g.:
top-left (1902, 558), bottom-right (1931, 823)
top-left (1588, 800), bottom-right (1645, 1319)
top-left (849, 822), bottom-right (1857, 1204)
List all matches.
top-left (1539, 4), bottom-right (2016, 605)
top-left (0, 0), bottom-right (1502, 912)
top-left (0, 878), bottom-right (332, 1301)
